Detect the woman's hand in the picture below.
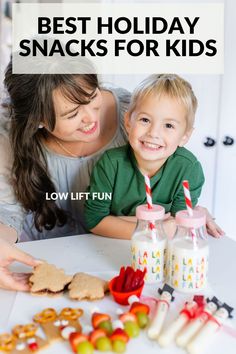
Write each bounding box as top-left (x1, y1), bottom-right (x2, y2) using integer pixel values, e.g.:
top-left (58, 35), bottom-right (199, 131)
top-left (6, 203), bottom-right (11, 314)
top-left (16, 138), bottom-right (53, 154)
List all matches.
top-left (0, 239), bottom-right (41, 291)
top-left (194, 206), bottom-right (225, 238)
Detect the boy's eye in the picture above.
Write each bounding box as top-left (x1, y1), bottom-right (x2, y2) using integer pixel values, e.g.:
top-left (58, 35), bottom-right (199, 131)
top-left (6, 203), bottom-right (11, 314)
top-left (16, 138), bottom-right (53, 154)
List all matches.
top-left (165, 123), bottom-right (174, 129)
top-left (140, 117), bottom-right (150, 123)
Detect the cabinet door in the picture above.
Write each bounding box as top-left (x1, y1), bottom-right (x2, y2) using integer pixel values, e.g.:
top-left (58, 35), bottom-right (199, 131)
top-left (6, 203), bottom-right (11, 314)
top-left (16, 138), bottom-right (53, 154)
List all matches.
top-left (184, 75), bottom-right (221, 214)
top-left (214, 0), bottom-right (236, 240)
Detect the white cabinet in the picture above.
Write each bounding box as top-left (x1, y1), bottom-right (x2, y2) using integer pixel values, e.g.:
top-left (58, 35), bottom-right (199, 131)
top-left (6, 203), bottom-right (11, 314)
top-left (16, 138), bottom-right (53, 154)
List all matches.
top-left (184, 75), bottom-right (221, 216)
top-left (214, 0), bottom-right (236, 240)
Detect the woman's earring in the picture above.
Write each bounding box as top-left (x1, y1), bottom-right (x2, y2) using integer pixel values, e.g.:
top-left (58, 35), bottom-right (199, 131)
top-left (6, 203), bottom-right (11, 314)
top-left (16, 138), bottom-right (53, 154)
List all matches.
top-left (38, 124), bottom-right (44, 129)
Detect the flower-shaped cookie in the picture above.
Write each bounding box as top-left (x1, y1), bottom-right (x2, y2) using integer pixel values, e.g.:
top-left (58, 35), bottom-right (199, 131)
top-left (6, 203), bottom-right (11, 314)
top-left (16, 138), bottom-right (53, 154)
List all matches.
top-left (68, 273), bottom-right (108, 300)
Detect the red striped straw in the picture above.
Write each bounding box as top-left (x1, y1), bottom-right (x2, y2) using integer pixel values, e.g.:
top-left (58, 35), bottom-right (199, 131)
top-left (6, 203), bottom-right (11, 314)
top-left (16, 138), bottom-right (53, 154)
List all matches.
top-left (182, 180), bottom-right (193, 216)
top-left (182, 180), bottom-right (197, 244)
top-left (144, 175), bottom-right (157, 242)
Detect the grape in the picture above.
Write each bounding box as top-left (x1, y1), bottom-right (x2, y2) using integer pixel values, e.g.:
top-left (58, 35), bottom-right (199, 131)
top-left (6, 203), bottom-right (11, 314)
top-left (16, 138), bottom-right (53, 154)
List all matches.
top-left (98, 321), bottom-right (113, 335)
top-left (136, 312), bottom-right (149, 329)
top-left (124, 321), bottom-right (140, 338)
top-left (112, 339), bottom-right (126, 353)
top-left (96, 337), bottom-right (112, 351)
top-left (77, 341), bottom-right (94, 354)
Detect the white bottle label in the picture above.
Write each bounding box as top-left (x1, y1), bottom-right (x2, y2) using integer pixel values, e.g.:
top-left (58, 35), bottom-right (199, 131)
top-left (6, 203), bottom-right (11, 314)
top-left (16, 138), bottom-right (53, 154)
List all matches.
top-left (131, 237), bottom-right (167, 284)
top-left (168, 241), bottom-right (209, 293)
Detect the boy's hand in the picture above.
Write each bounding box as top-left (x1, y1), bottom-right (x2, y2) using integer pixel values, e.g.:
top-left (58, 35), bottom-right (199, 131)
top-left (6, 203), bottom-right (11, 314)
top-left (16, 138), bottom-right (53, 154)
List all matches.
top-left (194, 206), bottom-right (225, 238)
top-left (0, 239), bottom-right (42, 291)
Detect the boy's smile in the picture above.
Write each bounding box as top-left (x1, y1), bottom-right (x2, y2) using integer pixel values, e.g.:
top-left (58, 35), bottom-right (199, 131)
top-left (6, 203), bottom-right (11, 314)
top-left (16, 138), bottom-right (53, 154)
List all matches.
top-left (140, 140), bottom-right (164, 151)
top-left (125, 93), bottom-right (192, 176)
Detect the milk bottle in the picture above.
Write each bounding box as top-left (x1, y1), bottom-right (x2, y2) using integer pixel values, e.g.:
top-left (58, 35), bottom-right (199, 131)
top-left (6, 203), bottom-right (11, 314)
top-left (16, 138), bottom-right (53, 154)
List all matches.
top-left (131, 204), bottom-right (167, 284)
top-left (168, 209), bottom-right (208, 293)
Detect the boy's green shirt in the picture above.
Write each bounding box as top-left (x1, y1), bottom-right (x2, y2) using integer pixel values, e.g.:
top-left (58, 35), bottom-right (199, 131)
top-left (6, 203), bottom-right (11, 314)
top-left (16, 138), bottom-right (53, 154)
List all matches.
top-left (84, 144), bottom-right (205, 230)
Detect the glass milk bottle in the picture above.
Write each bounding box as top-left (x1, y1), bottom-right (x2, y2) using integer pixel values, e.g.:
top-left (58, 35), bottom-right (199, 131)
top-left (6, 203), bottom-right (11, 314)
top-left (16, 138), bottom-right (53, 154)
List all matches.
top-left (131, 205), bottom-right (167, 284)
top-left (168, 210), bottom-right (209, 293)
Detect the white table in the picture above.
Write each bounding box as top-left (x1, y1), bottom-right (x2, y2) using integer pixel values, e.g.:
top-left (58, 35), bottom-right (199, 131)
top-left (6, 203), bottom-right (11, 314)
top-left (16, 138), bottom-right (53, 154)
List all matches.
top-left (0, 234), bottom-right (235, 353)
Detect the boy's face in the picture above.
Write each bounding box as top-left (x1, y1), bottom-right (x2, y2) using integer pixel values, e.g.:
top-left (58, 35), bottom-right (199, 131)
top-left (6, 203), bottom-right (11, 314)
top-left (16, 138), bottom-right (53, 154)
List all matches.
top-left (125, 93), bottom-right (192, 172)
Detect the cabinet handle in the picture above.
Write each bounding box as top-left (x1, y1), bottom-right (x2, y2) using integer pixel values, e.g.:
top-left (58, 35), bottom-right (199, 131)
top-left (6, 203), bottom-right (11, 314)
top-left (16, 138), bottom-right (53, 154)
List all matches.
top-left (203, 137), bottom-right (216, 147)
top-left (222, 136), bottom-right (234, 146)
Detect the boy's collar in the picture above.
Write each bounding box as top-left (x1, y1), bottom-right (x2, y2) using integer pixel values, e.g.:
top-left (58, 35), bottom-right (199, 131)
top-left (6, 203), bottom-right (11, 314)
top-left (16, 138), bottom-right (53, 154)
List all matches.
top-left (127, 143), bottom-right (165, 184)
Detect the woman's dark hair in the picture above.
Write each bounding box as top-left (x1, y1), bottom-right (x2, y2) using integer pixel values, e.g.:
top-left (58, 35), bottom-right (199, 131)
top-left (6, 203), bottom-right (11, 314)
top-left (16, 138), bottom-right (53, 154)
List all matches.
top-left (4, 60), bottom-right (98, 232)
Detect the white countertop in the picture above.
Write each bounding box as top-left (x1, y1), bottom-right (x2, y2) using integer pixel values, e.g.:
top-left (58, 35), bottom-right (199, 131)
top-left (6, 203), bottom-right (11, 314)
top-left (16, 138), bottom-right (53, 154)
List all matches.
top-left (0, 234), bottom-right (235, 353)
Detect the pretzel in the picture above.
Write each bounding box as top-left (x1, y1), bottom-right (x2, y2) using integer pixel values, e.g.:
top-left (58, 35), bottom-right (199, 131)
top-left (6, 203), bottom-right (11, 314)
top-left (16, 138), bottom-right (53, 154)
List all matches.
top-left (59, 308), bottom-right (83, 321)
top-left (12, 323), bottom-right (38, 339)
top-left (34, 308), bottom-right (57, 323)
top-left (0, 333), bottom-right (16, 352)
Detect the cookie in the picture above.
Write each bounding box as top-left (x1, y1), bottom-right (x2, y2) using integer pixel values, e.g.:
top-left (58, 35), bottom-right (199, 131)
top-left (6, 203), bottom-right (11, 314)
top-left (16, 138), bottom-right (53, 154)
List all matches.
top-left (68, 273), bottom-right (108, 301)
top-left (33, 308), bottom-right (83, 342)
top-left (29, 263), bottom-right (72, 295)
top-left (0, 323), bottom-right (49, 354)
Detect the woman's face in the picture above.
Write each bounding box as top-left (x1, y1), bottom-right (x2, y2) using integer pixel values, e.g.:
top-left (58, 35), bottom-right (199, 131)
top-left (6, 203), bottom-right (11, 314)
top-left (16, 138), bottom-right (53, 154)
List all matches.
top-left (50, 86), bottom-right (102, 143)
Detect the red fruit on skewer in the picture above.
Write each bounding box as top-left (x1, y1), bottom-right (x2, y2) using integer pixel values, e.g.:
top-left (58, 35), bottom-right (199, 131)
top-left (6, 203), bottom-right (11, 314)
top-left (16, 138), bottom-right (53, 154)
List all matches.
top-left (110, 329), bottom-right (129, 343)
top-left (130, 302), bottom-right (150, 315)
top-left (91, 313), bottom-right (113, 335)
top-left (69, 333), bottom-right (89, 353)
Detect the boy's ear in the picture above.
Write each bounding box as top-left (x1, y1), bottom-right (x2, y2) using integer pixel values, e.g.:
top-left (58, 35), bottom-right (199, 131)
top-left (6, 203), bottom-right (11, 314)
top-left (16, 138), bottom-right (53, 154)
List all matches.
top-left (124, 111), bottom-right (131, 134)
top-left (179, 127), bottom-right (194, 147)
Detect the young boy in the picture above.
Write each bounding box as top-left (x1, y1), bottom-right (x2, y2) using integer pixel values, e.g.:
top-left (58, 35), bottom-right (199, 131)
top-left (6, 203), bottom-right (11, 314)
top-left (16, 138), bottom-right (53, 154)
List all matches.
top-left (84, 74), bottom-right (204, 239)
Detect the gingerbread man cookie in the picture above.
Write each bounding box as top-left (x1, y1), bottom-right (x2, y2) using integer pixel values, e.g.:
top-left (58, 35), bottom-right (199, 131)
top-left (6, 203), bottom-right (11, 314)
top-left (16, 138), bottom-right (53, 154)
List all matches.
top-left (0, 323), bottom-right (48, 353)
top-left (33, 307), bottom-right (83, 342)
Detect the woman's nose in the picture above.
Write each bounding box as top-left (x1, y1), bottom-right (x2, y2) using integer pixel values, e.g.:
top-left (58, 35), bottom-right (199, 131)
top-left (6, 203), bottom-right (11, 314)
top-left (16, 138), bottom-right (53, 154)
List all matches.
top-left (80, 103), bottom-right (96, 122)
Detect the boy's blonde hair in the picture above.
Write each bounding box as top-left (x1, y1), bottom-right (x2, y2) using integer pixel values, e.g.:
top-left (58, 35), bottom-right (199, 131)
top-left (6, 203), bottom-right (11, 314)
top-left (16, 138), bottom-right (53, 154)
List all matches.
top-left (129, 74), bottom-right (197, 131)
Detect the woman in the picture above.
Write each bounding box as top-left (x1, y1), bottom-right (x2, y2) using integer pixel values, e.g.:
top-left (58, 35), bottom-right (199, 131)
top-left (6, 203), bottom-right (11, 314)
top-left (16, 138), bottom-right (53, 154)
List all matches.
top-left (1, 60), bottom-right (129, 242)
top-left (0, 60), bottom-right (224, 290)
